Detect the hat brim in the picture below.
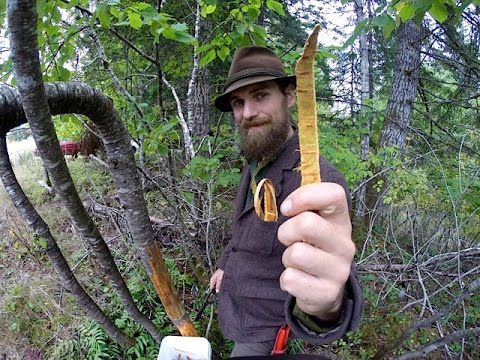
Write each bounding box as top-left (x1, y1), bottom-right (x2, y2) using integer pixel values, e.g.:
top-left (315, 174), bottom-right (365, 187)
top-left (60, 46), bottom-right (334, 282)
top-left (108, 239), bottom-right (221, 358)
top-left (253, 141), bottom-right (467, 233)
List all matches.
top-left (214, 75), bottom-right (296, 112)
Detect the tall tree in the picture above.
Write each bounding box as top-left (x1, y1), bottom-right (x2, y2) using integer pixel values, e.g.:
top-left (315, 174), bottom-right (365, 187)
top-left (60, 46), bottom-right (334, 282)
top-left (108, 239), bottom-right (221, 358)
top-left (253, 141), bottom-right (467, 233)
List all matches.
top-left (374, 19), bottom-right (423, 206)
top-left (187, 0), bottom-right (210, 151)
top-left (353, 0), bottom-right (373, 221)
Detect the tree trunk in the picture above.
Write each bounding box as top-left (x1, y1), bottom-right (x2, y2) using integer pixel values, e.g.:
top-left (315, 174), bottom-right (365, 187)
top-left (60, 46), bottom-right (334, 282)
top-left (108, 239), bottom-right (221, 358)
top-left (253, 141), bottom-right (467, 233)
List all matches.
top-left (187, 0), bottom-right (210, 151)
top-left (372, 20), bottom-right (423, 209)
top-left (7, 0), bottom-right (196, 340)
top-left (0, 136), bottom-right (133, 347)
top-left (0, 82), bottom-right (198, 337)
top-left (353, 0), bottom-right (372, 222)
top-left (379, 20), bottom-right (422, 151)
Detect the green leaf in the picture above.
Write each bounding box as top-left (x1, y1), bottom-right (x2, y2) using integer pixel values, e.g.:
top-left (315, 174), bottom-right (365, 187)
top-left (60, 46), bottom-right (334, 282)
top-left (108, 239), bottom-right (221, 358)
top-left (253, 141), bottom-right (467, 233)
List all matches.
top-left (217, 46), bottom-right (230, 61)
top-left (206, 4), bottom-right (216, 14)
top-left (162, 27), bottom-right (176, 40)
top-left (236, 23), bottom-right (247, 35)
top-left (429, 0), bottom-right (449, 23)
top-left (171, 22), bottom-right (188, 32)
top-left (199, 49), bottom-right (216, 66)
top-left (247, 6), bottom-right (260, 19)
top-left (200, 5), bottom-right (208, 18)
top-left (110, 7), bottom-right (123, 19)
top-left (128, 11), bottom-right (143, 29)
top-left (51, 6), bottom-right (61, 22)
top-left (131, 2), bottom-right (151, 11)
top-left (97, 7), bottom-right (112, 28)
top-left (175, 32), bottom-right (197, 45)
top-left (56, 66), bottom-right (71, 81)
top-left (252, 24), bottom-right (267, 39)
top-left (266, 0), bottom-right (285, 16)
top-left (317, 50), bottom-right (338, 60)
top-left (45, 24), bottom-right (60, 37)
top-left (57, 0), bottom-right (78, 9)
top-left (373, 14), bottom-right (396, 38)
top-left (397, 2), bottom-right (415, 22)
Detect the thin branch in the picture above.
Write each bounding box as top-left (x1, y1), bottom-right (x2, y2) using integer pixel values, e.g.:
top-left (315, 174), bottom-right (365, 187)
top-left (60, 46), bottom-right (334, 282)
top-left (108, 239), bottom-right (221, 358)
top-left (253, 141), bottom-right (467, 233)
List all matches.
top-left (395, 328), bottom-right (480, 360)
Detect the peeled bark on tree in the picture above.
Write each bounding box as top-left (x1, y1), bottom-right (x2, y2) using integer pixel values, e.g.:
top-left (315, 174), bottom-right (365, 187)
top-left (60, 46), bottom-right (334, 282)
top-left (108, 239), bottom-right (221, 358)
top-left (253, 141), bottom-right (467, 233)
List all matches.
top-left (7, 0), bottom-right (162, 344)
top-left (7, 0), bottom-right (196, 339)
top-left (0, 136), bottom-right (133, 348)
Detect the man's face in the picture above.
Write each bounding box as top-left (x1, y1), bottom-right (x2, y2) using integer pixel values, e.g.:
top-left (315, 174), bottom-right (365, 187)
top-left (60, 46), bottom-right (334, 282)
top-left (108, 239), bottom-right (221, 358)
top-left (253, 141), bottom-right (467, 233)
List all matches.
top-left (229, 80), bottom-right (295, 161)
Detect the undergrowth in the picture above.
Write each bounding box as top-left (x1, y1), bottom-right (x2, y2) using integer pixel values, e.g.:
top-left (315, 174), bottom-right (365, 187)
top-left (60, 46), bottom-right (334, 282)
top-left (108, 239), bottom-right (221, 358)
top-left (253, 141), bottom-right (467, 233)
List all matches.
top-left (2, 145), bottom-right (479, 359)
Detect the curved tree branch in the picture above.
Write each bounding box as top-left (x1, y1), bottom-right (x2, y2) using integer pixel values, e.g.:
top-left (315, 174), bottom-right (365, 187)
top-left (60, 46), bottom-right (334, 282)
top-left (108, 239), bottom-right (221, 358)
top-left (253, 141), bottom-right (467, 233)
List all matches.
top-left (7, 0), bottom-right (196, 340)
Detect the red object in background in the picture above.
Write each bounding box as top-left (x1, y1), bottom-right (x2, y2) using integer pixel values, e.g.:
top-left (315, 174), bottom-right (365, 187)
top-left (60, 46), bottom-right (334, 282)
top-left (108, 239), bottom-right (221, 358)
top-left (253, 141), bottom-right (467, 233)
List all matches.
top-left (59, 140), bottom-right (78, 155)
top-left (33, 140), bottom-right (79, 157)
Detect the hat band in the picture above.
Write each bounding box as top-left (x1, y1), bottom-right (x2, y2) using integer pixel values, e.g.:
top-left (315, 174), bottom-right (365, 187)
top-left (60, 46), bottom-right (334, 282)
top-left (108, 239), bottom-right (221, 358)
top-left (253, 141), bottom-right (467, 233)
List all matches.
top-left (224, 68), bottom-right (287, 91)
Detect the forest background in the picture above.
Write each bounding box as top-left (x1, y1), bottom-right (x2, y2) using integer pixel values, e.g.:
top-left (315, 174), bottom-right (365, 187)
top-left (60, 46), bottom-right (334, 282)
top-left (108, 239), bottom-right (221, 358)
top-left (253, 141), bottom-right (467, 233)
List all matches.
top-left (0, 0), bottom-right (479, 359)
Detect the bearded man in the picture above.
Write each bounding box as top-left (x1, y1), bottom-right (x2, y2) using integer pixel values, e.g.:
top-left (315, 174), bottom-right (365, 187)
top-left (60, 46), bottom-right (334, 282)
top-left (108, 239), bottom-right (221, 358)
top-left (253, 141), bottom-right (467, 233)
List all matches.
top-left (210, 46), bottom-right (363, 357)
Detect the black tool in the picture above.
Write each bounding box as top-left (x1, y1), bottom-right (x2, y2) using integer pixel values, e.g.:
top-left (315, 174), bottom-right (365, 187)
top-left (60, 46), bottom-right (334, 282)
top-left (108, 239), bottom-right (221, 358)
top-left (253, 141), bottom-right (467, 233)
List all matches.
top-left (194, 288), bottom-right (216, 321)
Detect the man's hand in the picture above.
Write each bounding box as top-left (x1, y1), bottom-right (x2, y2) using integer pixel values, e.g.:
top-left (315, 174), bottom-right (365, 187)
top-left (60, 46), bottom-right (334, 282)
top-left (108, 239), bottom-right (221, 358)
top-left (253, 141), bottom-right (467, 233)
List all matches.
top-left (209, 269), bottom-right (225, 293)
top-left (278, 183), bottom-right (354, 322)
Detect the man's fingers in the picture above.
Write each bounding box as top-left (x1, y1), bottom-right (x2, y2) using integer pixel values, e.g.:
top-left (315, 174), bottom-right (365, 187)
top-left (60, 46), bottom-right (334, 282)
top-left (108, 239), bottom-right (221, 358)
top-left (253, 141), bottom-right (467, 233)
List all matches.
top-left (280, 182), bottom-right (349, 221)
top-left (279, 267), bottom-right (343, 315)
top-left (281, 242), bottom-right (351, 283)
top-left (278, 211), bottom-right (355, 258)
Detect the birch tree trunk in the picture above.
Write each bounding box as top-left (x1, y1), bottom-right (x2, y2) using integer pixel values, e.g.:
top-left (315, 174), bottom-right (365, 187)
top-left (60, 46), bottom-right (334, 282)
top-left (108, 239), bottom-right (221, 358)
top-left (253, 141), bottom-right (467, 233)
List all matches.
top-left (7, 0), bottom-right (196, 339)
top-left (0, 136), bottom-right (132, 347)
top-left (187, 0), bottom-right (210, 152)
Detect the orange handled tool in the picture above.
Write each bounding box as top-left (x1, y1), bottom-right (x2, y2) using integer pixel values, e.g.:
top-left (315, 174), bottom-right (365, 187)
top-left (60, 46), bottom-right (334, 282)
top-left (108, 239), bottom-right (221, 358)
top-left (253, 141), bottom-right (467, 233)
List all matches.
top-left (271, 325), bottom-right (291, 355)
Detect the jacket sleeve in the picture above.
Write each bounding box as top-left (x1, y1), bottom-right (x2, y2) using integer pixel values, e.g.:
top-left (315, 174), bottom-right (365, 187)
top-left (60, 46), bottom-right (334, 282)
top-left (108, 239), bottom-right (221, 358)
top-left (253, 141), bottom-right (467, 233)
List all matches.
top-left (284, 263), bottom-right (363, 344)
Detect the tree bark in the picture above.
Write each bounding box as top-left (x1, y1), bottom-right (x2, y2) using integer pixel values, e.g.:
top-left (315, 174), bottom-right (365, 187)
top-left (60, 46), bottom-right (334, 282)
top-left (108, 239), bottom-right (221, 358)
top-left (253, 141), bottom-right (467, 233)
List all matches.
top-left (353, 0), bottom-right (372, 222)
top-left (0, 136), bottom-right (133, 347)
top-left (379, 20), bottom-right (423, 152)
top-left (187, 0), bottom-right (210, 151)
top-left (372, 20), bottom-right (423, 210)
top-left (7, 0), bottom-right (196, 339)
top-left (0, 81), bottom-right (197, 337)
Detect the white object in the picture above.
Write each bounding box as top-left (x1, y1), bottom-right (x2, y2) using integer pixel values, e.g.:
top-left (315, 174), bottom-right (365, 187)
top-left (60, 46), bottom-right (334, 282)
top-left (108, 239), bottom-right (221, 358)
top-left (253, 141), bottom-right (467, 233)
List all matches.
top-left (157, 336), bottom-right (212, 360)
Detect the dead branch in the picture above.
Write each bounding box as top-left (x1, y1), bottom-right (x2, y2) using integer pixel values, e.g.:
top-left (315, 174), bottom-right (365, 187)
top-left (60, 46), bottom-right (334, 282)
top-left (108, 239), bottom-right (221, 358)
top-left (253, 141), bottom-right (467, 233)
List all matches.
top-left (395, 327), bottom-right (480, 360)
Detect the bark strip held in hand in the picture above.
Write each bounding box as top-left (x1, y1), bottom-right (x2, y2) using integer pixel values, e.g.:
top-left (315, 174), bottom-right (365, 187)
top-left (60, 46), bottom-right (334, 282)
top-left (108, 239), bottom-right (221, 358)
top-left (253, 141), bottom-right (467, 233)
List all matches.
top-left (254, 26), bottom-right (322, 221)
top-left (296, 25), bottom-right (321, 185)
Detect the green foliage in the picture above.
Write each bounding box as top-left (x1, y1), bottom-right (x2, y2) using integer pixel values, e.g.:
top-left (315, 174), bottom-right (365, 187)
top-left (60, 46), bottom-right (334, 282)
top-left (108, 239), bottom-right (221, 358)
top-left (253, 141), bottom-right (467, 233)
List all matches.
top-left (196, 0), bottom-right (288, 66)
top-left (93, 1), bottom-right (197, 45)
top-left (53, 114), bottom-right (85, 141)
top-left (138, 115), bottom-right (181, 156)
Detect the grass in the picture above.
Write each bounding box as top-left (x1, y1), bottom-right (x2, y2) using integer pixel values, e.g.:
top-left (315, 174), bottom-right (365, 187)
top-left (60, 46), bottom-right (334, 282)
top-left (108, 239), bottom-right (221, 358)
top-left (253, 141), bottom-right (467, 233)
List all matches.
top-left (0, 154), bottom-right (113, 359)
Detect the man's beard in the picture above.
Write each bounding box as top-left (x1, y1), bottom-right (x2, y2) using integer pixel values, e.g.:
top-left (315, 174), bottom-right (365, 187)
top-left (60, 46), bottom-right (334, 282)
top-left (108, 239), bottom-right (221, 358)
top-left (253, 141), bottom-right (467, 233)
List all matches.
top-left (239, 113), bottom-right (291, 161)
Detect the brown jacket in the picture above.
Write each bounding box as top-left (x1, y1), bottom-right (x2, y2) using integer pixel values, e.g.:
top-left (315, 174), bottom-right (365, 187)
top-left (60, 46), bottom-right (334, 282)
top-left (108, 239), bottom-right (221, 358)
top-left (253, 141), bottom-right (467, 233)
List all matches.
top-left (217, 134), bottom-right (363, 344)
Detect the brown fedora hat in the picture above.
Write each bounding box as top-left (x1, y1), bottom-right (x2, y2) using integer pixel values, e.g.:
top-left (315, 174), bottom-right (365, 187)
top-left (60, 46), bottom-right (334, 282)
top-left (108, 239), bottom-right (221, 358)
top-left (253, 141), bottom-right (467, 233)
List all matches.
top-left (214, 46), bottom-right (296, 112)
